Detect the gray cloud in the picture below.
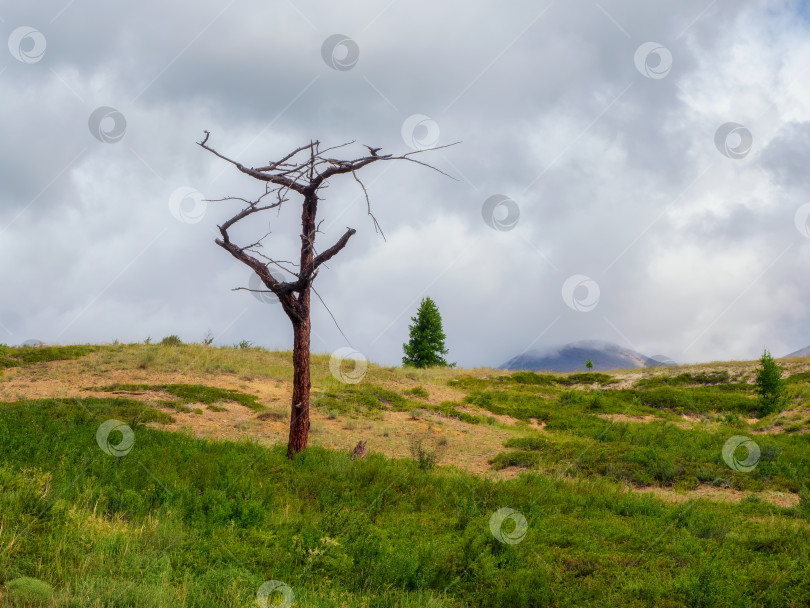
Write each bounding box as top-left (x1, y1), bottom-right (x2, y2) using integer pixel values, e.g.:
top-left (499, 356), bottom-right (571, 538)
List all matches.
top-left (1, 0), bottom-right (809, 366)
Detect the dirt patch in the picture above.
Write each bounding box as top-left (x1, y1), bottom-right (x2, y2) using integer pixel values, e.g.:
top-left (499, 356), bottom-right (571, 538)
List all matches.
top-left (0, 360), bottom-right (289, 407)
top-left (609, 374), bottom-right (642, 389)
top-left (140, 399), bottom-right (515, 479)
top-left (1, 360), bottom-right (516, 478)
top-left (598, 413), bottom-right (658, 423)
top-left (597, 413), bottom-right (695, 429)
top-left (630, 483), bottom-right (800, 508)
top-left (528, 418), bottom-right (547, 431)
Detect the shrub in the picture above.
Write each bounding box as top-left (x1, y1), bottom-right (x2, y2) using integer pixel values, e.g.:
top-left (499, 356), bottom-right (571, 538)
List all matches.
top-left (559, 391), bottom-right (586, 406)
top-left (403, 386), bottom-right (430, 399)
top-left (139, 408), bottom-right (175, 424)
top-left (587, 392), bottom-right (605, 410)
top-left (435, 402), bottom-right (483, 424)
top-left (754, 349), bottom-right (786, 417)
top-left (558, 372), bottom-right (615, 386)
top-left (798, 486), bottom-right (810, 519)
top-left (637, 371), bottom-right (731, 389)
top-left (489, 451), bottom-right (540, 470)
top-left (4, 577), bottom-right (54, 606)
top-left (409, 439), bottom-right (437, 470)
top-left (510, 371), bottom-right (556, 386)
top-left (160, 335), bottom-right (183, 346)
top-left (684, 564), bottom-right (719, 608)
top-left (504, 436), bottom-right (547, 451)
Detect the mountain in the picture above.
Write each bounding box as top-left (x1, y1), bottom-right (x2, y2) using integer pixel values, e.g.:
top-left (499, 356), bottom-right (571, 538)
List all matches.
top-left (784, 346), bottom-right (810, 358)
top-left (500, 340), bottom-right (672, 373)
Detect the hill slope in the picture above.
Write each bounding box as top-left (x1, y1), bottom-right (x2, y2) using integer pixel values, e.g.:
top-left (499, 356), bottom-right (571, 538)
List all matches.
top-left (785, 345), bottom-right (810, 358)
top-left (1, 342), bottom-right (810, 606)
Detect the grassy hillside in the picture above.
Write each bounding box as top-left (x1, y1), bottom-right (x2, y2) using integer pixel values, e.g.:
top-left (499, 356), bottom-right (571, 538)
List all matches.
top-left (1, 342), bottom-right (809, 607)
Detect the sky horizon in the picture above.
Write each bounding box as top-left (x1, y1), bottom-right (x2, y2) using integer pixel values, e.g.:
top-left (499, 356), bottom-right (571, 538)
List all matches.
top-left (1, 0), bottom-right (809, 368)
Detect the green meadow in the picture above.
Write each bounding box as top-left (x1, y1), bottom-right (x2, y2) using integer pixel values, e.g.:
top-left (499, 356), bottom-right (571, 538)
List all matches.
top-left (1, 343), bottom-right (809, 607)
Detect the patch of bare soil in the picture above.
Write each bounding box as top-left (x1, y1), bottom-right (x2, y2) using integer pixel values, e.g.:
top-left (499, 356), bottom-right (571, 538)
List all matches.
top-left (0, 360), bottom-right (518, 479)
top-left (145, 402), bottom-right (516, 479)
top-left (598, 413), bottom-right (658, 423)
top-left (0, 360), bottom-right (290, 406)
top-left (596, 413), bottom-right (695, 429)
top-left (630, 483), bottom-right (800, 508)
top-left (608, 374), bottom-right (642, 389)
top-left (528, 418), bottom-right (547, 432)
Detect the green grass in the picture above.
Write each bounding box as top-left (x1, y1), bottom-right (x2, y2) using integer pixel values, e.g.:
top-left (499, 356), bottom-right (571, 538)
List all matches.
top-left (489, 450), bottom-right (541, 470)
top-left (456, 370), bottom-right (617, 389)
top-left (95, 383), bottom-right (265, 412)
top-left (314, 384), bottom-right (486, 424)
top-left (402, 386), bottom-right (430, 399)
top-left (2, 345), bottom-right (810, 606)
top-left (635, 370), bottom-right (732, 388)
top-left (786, 371), bottom-right (810, 384)
top-left (0, 343), bottom-right (97, 371)
top-left (487, 411), bottom-right (809, 492)
top-left (1, 396), bottom-right (808, 606)
top-left (442, 370), bottom-right (810, 493)
top-left (433, 402), bottom-right (486, 425)
top-left (314, 384), bottom-right (417, 416)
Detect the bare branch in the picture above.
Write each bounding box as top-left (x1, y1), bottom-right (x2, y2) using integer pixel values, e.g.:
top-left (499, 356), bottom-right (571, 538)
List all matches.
top-left (351, 168), bottom-right (385, 241)
top-left (313, 228), bottom-right (357, 270)
top-left (319, 140), bottom-right (356, 155)
top-left (198, 132), bottom-right (308, 194)
top-left (219, 202), bottom-right (283, 234)
top-left (232, 287), bottom-right (275, 295)
top-left (254, 142), bottom-right (317, 171)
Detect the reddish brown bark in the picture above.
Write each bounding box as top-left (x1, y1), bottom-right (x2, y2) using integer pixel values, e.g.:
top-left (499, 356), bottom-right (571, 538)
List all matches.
top-left (287, 315), bottom-right (311, 457)
top-left (287, 192), bottom-right (317, 457)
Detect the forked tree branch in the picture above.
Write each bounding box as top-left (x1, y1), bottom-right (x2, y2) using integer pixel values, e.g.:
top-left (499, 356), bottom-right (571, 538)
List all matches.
top-left (199, 132), bottom-right (458, 324)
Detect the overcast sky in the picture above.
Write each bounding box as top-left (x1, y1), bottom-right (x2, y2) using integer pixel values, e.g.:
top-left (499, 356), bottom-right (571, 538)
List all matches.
top-left (1, 0), bottom-right (809, 368)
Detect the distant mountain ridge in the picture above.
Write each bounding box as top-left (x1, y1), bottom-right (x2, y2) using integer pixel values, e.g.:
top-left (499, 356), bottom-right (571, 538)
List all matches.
top-left (500, 340), bottom-right (671, 373)
top-left (784, 346), bottom-right (810, 358)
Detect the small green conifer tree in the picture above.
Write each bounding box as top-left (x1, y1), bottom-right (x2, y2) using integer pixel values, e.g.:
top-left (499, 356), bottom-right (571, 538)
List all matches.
top-left (402, 297), bottom-right (451, 368)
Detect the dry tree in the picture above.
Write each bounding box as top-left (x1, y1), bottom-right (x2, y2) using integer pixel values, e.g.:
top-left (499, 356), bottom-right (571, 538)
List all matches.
top-left (197, 132), bottom-right (456, 457)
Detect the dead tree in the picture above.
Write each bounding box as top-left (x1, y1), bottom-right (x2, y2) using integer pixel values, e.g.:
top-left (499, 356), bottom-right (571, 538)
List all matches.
top-left (197, 133), bottom-right (455, 458)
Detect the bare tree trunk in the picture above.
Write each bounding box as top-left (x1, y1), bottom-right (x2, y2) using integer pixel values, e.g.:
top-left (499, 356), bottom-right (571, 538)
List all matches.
top-left (287, 310), bottom-right (311, 457)
top-left (287, 191), bottom-right (316, 457)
